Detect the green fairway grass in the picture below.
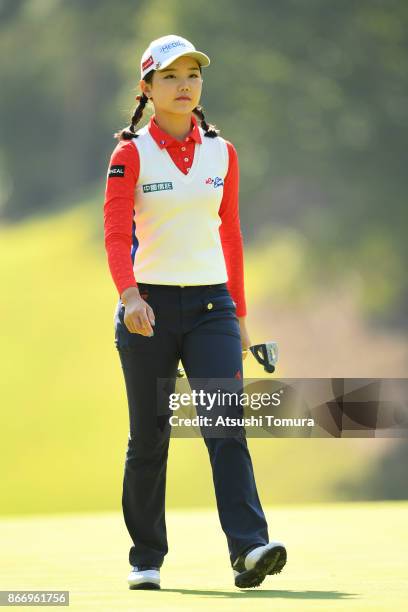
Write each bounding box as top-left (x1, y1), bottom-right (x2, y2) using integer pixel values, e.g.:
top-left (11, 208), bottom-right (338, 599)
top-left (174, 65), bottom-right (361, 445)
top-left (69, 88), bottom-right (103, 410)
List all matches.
top-left (0, 501), bottom-right (406, 611)
top-left (0, 201), bottom-right (384, 516)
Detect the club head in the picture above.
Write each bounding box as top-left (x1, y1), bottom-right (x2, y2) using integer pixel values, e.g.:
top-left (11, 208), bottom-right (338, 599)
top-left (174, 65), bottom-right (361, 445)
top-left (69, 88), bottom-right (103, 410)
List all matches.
top-left (249, 341), bottom-right (278, 373)
top-left (177, 342), bottom-right (278, 377)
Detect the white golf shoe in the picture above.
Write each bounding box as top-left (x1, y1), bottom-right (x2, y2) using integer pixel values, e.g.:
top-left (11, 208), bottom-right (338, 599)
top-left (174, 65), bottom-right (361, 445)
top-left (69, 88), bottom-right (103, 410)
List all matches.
top-left (127, 565), bottom-right (160, 590)
top-left (232, 541), bottom-right (287, 588)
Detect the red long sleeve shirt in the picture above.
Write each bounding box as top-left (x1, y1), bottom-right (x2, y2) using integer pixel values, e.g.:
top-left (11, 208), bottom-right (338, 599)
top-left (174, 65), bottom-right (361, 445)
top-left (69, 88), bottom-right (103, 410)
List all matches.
top-left (104, 113), bottom-right (247, 316)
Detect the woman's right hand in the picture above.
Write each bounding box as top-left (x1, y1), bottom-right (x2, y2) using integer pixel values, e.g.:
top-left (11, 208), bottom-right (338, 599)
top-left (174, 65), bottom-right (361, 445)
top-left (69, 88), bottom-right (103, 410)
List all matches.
top-left (120, 286), bottom-right (156, 336)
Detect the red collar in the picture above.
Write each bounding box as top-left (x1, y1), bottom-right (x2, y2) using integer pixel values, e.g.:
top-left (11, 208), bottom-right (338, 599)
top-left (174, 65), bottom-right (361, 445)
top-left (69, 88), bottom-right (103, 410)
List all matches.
top-left (148, 113), bottom-right (202, 149)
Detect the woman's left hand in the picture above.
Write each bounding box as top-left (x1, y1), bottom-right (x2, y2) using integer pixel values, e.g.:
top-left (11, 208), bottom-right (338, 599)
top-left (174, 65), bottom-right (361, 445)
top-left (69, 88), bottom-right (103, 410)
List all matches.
top-left (238, 316), bottom-right (251, 360)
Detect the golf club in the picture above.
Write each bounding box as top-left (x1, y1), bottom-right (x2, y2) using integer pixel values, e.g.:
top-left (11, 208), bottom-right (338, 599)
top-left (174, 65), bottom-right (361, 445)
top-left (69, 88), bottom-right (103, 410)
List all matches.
top-left (176, 341), bottom-right (279, 377)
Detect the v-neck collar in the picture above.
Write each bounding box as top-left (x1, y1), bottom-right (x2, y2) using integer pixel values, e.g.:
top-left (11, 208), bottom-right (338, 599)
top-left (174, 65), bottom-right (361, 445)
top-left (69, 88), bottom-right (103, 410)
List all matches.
top-left (148, 114), bottom-right (202, 149)
top-left (146, 114), bottom-right (203, 183)
top-left (158, 133), bottom-right (203, 184)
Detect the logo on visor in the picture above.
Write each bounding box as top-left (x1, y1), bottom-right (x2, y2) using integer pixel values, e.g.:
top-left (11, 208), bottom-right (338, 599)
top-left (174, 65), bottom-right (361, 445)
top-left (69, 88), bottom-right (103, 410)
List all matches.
top-left (142, 55), bottom-right (154, 71)
top-left (160, 41), bottom-right (187, 53)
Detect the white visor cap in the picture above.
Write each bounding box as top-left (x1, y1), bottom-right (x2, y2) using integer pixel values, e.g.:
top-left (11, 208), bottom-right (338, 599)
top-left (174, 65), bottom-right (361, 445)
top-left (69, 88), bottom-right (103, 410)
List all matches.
top-left (140, 34), bottom-right (210, 80)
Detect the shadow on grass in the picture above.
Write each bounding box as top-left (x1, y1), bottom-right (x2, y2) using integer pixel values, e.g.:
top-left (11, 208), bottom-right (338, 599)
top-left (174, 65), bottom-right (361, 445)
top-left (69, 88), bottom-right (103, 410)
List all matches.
top-left (160, 588), bottom-right (358, 599)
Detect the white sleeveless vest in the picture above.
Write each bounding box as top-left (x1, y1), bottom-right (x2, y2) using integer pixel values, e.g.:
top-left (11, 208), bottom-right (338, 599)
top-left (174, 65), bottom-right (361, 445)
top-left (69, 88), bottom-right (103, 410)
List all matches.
top-left (131, 124), bottom-right (229, 285)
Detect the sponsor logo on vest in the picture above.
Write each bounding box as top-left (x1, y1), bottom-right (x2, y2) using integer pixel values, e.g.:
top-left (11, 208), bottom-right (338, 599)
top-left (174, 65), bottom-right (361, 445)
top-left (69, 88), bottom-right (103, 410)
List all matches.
top-left (143, 181), bottom-right (173, 193)
top-left (108, 165), bottom-right (125, 178)
top-left (160, 41), bottom-right (187, 53)
top-left (205, 176), bottom-right (224, 188)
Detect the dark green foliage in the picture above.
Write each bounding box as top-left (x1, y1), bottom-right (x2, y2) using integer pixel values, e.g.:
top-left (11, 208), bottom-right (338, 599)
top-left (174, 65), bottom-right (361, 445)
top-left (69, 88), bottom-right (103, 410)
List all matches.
top-left (0, 0), bottom-right (407, 321)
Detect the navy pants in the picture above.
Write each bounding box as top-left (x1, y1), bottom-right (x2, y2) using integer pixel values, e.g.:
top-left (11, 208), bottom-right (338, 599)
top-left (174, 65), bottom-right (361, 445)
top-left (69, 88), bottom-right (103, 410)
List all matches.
top-left (114, 282), bottom-right (269, 568)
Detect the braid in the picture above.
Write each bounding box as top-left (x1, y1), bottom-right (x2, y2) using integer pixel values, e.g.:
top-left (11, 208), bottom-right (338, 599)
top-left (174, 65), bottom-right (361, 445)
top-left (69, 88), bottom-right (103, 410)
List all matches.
top-left (114, 93), bottom-right (149, 141)
top-left (193, 105), bottom-right (219, 138)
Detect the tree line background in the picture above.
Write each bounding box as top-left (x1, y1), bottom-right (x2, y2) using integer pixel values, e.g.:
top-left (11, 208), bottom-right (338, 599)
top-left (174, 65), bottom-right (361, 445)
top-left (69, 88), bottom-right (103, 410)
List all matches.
top-left (1, 0), bottom-right (407, 325)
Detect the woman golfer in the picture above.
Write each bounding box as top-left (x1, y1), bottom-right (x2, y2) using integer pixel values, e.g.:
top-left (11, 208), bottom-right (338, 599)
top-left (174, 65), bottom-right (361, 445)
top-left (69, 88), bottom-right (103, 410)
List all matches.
top-left (104, 34), bottom-right (287, 590)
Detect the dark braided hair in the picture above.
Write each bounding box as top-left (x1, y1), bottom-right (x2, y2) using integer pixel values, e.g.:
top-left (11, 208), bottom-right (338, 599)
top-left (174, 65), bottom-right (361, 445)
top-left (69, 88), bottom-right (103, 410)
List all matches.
top-left (113, 70), bottom-right (153, 140)
top-left (192, 105), bottom-right (219, 138)
top-left (114, 67), bottom-right (220, 141)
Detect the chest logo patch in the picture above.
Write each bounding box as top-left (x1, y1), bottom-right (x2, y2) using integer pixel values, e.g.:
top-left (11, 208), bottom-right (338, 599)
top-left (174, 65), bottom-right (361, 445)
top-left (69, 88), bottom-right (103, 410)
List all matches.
top-left (143, 182), bottom-right (173, 193)
top-left (205, 176), bottom-right (224, 188)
